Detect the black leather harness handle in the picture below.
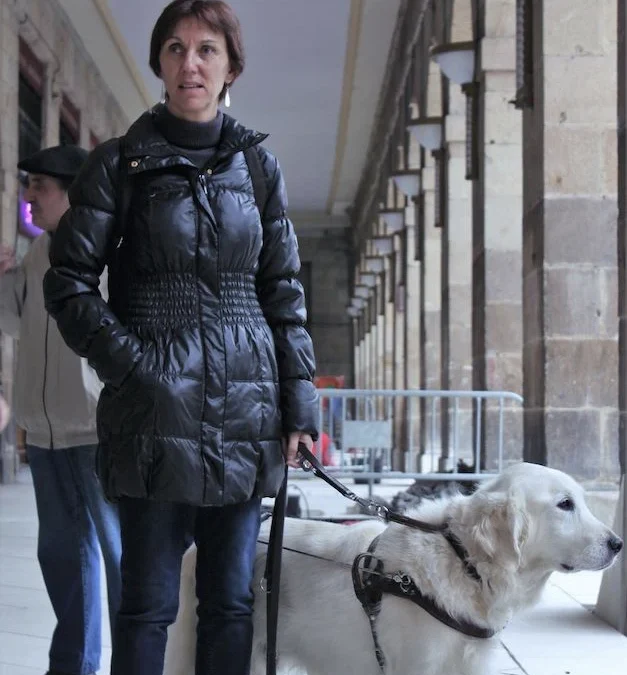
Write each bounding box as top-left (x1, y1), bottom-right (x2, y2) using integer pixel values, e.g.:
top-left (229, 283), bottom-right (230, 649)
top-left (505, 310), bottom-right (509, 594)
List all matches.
top-left (264, 464), bottom-right (288, 675)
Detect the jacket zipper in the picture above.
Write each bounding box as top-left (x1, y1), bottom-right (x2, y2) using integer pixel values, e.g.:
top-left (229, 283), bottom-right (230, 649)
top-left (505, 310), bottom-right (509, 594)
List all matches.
top-left (199, 173), bottom-right (207, 195)
top-left (42, 314), bottom-right (54, 450)
top-left (195, 170), bottom-right (210, 502)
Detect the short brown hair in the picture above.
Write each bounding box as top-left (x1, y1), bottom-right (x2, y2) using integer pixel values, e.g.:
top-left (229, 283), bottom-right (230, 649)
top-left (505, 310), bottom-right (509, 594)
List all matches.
top-left (149, 0), bottom-right (244, 100)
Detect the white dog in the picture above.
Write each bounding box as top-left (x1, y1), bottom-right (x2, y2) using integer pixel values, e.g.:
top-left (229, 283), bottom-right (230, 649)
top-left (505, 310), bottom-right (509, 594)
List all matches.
top-left (163, 462), bottom-right (623, 675)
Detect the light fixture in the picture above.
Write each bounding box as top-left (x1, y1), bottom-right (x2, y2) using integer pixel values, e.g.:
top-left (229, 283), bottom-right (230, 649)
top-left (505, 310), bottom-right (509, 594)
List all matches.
top-left (360, 273), bottom-right (377, 288)
top-left (430, 41), bottom-right (475, 86)
top-left (372, 236), bottom-right (394, 256)
top-left (407, 116), bottom-right (443, 151)
top-left (390, 169), bottom-right (421, 199)
top-left (364, 256), bottom-right (385, 273)
top-left (379, 209), bottom-right (404, 234)
top-left (430, 41), bottom-right (479, 180)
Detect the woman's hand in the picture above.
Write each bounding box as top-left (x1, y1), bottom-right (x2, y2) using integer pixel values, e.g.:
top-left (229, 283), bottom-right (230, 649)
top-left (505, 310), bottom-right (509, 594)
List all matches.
top-left (283, 432), bottom-right (314, 468)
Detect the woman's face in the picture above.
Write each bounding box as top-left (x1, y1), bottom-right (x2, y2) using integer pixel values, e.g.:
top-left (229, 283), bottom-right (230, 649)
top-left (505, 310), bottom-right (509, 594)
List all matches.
top-left (159, 17), bottom-right (234, 122)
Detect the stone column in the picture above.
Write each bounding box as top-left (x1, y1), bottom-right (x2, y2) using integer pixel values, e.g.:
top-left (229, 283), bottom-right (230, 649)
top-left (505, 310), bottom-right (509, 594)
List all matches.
top-left (374, 281), bottom-right (385, 392)
top-left (42, 62), bottom-right (60, 147)
top-left (473, 0), bottom-right (523, 469)
top-left (440, 0), bottom-right (474, 464)
top-left (0, 1), bottom-right (19, 483)
top-left (367, 293), bottom-right (377, 390)
top-left (597, 0), bottom-right (626, 635)
top-left (404, 194), bottom-right (422, 468)
top-left (522, 0), bottom-right (619, 483)
top-left (422, 153), bottom-right (442, 466)
top-left (383, 253), bottom-right (395, 390)
top-left (445, 89), bottom-right (474, 461)
top-left (421, 59), bottom-right (445, 467)
top-left (361, 307), bottom-right (369, 389)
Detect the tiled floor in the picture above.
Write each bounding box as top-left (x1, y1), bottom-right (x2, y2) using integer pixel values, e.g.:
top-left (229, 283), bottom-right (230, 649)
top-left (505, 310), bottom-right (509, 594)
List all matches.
top-left (1, 469), bottom-right (627, 674)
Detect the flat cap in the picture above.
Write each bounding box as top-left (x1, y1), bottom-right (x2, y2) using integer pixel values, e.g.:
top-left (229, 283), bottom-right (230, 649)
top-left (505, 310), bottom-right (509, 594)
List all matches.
top-left (17, 144), bottom-right (89, 180)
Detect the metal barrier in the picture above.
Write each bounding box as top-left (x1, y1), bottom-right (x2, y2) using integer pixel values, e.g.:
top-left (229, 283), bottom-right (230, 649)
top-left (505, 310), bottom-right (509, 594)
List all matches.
top-left (302, 388), bottom-right (524, 485)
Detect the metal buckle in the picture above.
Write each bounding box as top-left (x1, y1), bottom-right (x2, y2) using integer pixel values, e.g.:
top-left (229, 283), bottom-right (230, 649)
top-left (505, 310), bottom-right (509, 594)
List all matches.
top-left (393, 572), bottom-right (412, 592)
top-left (299, 457), bottom-right (313, 472)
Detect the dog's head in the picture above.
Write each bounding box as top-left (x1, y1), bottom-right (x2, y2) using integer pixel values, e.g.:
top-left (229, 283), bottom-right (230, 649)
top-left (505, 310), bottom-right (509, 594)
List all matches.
top-left (464, 462), bottom-right (622, 574)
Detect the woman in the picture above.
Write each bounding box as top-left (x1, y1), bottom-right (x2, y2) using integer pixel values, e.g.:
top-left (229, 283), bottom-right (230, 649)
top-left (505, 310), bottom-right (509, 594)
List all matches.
top-left (43, 1), bottom-right (318, 674)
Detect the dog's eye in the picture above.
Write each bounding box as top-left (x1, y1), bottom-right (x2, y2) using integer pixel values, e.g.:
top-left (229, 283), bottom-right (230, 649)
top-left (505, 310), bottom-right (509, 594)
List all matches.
top-left (557, 498), bottom-right (575, 511)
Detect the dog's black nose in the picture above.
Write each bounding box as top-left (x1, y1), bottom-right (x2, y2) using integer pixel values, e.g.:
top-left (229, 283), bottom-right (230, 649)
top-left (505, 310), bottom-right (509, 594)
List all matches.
top-left (607, 536), bottom-right (624, 554)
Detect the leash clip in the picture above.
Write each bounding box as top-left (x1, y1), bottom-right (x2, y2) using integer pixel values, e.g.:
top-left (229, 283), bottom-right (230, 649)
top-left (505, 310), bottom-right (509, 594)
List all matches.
top-left (299, 457), bottom-right (314, 472)
top-left (393, 572), bottom-right (413, 592)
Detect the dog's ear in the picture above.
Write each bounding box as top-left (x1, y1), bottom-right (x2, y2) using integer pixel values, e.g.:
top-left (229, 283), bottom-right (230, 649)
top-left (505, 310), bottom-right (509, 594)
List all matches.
top-left (470, 487), bottom-right (528, 564)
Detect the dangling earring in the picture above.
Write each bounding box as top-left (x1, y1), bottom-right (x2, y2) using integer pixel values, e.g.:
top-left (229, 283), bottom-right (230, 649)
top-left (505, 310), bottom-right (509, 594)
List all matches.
top-left (160, 84), bottom-right (167, 105)
top-left (224, 86), bottom-right (231, 108)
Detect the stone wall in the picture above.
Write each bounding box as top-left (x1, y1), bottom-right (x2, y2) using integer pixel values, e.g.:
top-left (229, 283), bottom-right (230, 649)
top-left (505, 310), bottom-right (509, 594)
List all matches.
top-left (522, 0), bottom-right (619, 484)
top-left (298, 232), bottom-right (353, 384)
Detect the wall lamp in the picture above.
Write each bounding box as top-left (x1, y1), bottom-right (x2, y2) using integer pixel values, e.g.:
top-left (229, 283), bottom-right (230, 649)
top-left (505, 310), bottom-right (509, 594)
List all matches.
top-left (359, 273), bottom-right (377, 288)
top-left (390, 169), bottom-right (421, 202)
top-left (430, 40), bottom-right (479, 180)
top-left (364, 256), bottom-right (385, 273)
top-left (407, 116), bottom-right (443, 152)
top-left (379, 208), bottom-right (405, 234)
top-left (371, 236), bottom-right (394, 256)
top-left (351, 297), bottom-right (366, 310)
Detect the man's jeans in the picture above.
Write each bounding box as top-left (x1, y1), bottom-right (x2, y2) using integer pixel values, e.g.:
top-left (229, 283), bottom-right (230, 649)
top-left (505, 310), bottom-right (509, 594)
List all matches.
top-left (111, 496), bottom-right (261, 675)
top-left (27, 444), bottom-right (122, 675)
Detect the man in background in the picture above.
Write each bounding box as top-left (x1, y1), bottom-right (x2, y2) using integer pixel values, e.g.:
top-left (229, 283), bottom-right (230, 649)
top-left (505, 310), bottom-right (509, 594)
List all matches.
top-left (0, 145), bottom-right (121, 675)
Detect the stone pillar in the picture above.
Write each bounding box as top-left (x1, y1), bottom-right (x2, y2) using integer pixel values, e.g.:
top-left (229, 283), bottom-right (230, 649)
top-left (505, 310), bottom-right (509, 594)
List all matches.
top-left (445, 91), bottom-right (474, 461)
top-left (597, 0), bottom-right (626, 635)
top-left (356, 314), bottom-right (366, 389)
top-left (0, 1), bottom-right (19, 483)
top-left (522, 0), bottom-right (619, 483)
top-left (618, 0), bottom-right (626, 483)
top-left (440, 0), bottom-right (474, 464)
top-left (421, 60), bottom-right (444, 467)
top-left (404, 194), bottom-right (422, 468)
top-left (422, 154), bottom-right (442, 466)
top-left (367, 295), bottom-right (376, 390)
top-left (42, 61), bottom-right (60, 148)
top-left (383, 253), bottom-right (395, 390)
top-left (473, 0), bottom-right (523, 469)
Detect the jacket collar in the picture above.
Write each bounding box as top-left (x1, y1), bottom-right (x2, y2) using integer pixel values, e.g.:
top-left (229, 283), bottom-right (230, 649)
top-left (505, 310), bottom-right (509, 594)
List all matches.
top-left (121, 104), bottom-right (268, 165)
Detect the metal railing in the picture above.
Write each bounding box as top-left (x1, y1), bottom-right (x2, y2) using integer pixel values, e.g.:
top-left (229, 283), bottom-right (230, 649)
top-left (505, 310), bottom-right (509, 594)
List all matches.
top-left (301, 388), bottom-right (524, 486)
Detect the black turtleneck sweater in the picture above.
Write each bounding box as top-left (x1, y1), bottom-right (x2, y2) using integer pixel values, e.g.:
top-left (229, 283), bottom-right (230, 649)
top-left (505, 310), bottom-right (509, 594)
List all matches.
top-left (152, 103), bottom-right (223, 169)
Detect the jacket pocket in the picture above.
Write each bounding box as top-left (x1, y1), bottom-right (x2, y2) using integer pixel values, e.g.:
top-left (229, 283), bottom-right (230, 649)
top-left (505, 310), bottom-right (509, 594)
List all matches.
top-left (112, 341), bottom-right (156, 398)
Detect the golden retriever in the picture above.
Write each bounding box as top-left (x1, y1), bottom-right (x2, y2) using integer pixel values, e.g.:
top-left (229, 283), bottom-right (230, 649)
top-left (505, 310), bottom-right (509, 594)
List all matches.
top-left (163, 462), bottom-right (623, 675)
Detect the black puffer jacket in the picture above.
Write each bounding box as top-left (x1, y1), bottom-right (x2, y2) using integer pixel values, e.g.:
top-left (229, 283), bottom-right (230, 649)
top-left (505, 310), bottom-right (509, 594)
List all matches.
top-left (43, 109), bottom-right (318, 506)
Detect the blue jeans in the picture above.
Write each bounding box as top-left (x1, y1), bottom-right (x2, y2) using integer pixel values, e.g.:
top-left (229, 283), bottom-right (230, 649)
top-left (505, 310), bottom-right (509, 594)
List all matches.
top-left (27, 445), bottom-right (122, 675)
top-left (111, 496), bottom-right (261, 675)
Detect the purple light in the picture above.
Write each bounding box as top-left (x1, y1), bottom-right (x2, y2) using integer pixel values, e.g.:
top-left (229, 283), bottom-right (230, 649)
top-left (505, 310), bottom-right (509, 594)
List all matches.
top-left (19, 196), bottom-right (43, 238)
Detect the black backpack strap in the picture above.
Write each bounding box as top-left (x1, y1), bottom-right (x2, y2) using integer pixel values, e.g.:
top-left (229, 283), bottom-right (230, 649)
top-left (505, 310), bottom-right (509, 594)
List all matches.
top-left (243, 145), bottom-right (268, 219)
